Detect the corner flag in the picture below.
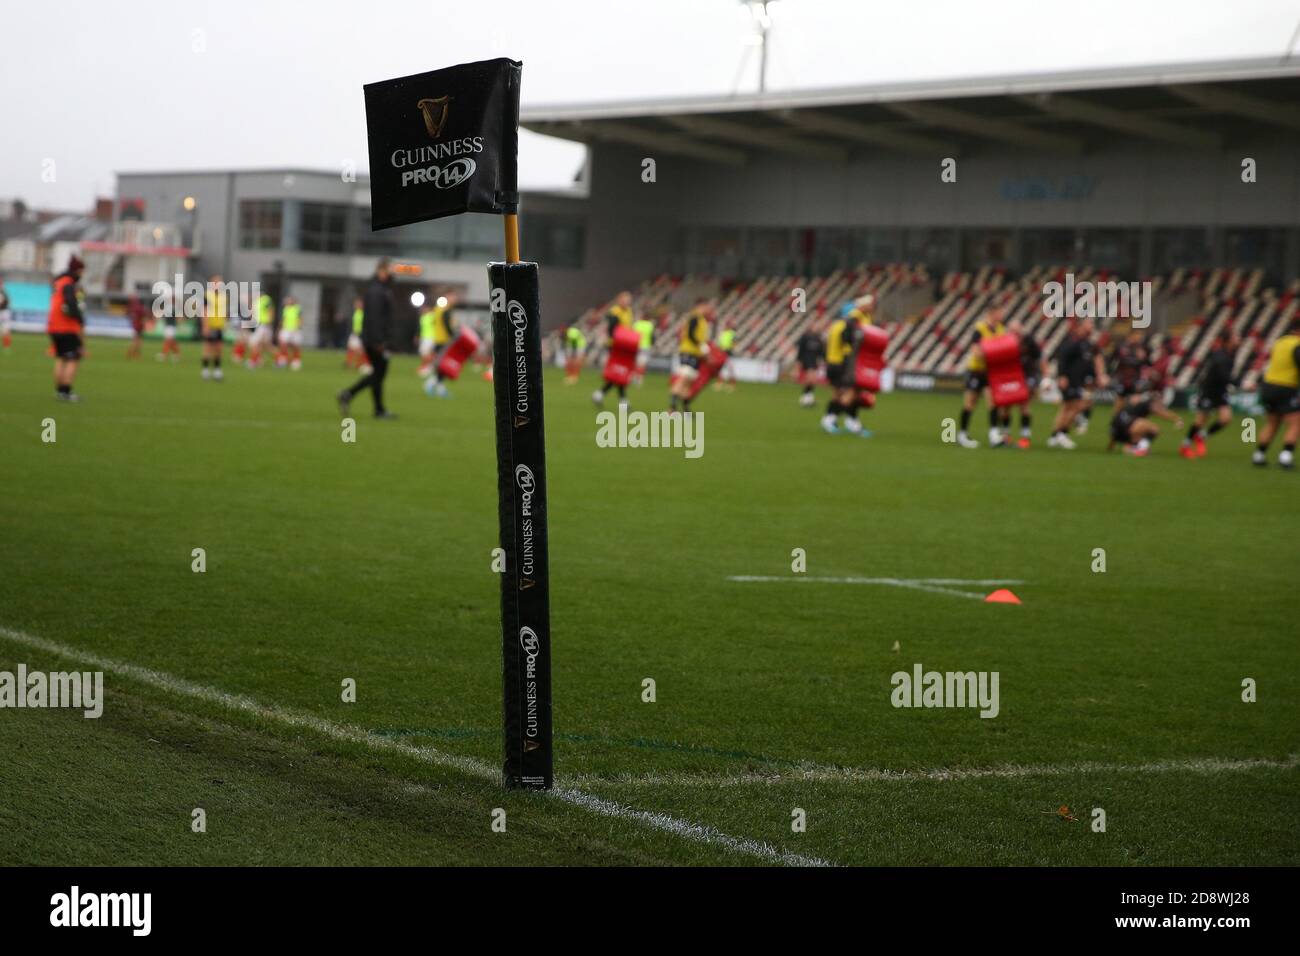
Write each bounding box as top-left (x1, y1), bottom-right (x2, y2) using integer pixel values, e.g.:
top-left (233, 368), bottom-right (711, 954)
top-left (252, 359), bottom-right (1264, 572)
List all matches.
top-left (364, 59), bottom-right (553, 790)
top-left (363, 58), bottom-right (522, 229)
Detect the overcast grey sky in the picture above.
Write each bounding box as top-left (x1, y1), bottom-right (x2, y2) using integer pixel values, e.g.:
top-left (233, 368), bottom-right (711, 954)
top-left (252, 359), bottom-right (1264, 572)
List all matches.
top-left (2, 0), bottom-right (1299, 210)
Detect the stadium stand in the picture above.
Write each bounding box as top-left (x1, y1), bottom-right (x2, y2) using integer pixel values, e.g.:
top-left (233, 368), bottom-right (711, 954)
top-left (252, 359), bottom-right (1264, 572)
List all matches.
top-left (564, 264), bottom-right (1300, 393)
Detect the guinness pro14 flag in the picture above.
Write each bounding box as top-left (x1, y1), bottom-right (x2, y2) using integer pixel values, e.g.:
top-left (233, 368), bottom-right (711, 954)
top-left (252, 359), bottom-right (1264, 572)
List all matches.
top-left (363, 58), bottom-right (521, 229)
top-left (363, 58), bottom-right (552, 789)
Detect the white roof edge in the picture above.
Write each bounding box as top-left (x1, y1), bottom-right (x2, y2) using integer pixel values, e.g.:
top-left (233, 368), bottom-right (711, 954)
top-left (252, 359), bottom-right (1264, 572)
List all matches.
top-left (521, 55), bottom-right (1300, 123)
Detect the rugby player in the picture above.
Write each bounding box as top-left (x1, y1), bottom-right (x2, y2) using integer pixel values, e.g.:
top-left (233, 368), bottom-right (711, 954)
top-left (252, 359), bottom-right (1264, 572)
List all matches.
top-left (0, 279), bottom-right (11, 353)
top-left (632, 309), bottom-right (656, 386)
top-left (247, 289), bottom-right (275, 368)
top-left (344, 297), bottom-right (369, 371)
top-left (276, 296), bottom-right (304, 370)
top-left (425, 294), bottom-right (458, 397)
top-left (592, 291), bottom-right (636, 406)
top-left (1181, 327), bottom-right (1239, 459)
top-left (1109, 389), bottom-right (1183, 456)
top-left (1252, 316), bottom-right (1300, 469)
top-left (1110, 328), bottom-right (1149, 412)
top-left (157, 297), bottom-right (181, 362)
top-left (819, 298), bottom-right (872, 436)
top-left (714, 322), bottom-right (737, 392)
top-left (562, 320), bottom-right (587, 385)
top-left (1049, 318), bottom-right (1108, 450)
top-left (669, 300), bottom-right (712, 413)
top-left (47, 255), bottom-right (86, 401)
top-left (956, 307), bottom-right (1008, 449)
top-left (795, 320), bottom-right (823, 407)
top-left (1005, 317), bottom-right (1047, 448)
top-left (200, 274), bottom-right (227, 381)
top-left (126, 294), bottom-right (146, 359)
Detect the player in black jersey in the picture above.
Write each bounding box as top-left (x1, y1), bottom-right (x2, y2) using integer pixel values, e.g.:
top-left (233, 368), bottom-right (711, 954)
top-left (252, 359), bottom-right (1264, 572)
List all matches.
top-left (1049, 319), bottom-right (1108, 450)
top-left (1110, 329), bottom-right (1149, 412)
top-left (1181, 327), bottom-right (1239, 458)
top-left (1109, 390), bottom-right (1183, 456)
top-left (795, 323), bottom-right (824, 407)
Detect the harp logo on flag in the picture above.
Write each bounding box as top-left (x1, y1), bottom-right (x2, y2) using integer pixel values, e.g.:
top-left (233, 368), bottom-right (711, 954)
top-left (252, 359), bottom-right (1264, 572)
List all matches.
top-left (417, 96), bottom-right (452, 138)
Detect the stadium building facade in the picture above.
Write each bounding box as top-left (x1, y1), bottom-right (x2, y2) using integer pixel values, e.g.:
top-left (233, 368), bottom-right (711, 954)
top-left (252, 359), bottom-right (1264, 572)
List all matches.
top-left (523, 56), bottom-right (1300, 321)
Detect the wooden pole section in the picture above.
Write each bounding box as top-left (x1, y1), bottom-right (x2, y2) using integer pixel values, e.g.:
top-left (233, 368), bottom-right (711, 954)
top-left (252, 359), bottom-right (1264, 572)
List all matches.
top-left (504, 213), bottom-right (520, 264)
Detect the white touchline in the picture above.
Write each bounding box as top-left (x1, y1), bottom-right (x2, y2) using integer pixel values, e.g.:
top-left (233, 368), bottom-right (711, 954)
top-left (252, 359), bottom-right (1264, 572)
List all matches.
top-left (727, 575), bottom-right (1026, 601)
top-left (567, 754), bottom-right (1300, 789)
top-left (0, 625), bottom-right (830, 868)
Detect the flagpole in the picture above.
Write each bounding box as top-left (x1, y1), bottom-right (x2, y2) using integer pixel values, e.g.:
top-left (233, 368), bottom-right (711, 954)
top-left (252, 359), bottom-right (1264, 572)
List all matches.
top-left (504, 213), bottom-right (520, 264)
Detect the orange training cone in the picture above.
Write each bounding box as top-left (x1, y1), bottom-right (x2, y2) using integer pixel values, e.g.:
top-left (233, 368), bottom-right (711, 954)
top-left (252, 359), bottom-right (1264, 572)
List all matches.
top-left (984, 588), bottom-right (1021, 605)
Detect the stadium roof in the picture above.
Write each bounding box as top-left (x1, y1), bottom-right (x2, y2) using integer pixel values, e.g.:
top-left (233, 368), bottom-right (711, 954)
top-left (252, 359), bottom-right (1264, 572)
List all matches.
top-left (521, 55), bottom-right (1300, 164)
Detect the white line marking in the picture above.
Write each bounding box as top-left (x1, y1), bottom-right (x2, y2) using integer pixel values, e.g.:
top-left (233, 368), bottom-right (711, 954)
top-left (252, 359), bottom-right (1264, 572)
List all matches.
top-left (0, 625), bottom-right (829, 868)
top-left (567, 754), bottom-right (1300, 789)
top-left (727, 575), bottom-right (1025, 601)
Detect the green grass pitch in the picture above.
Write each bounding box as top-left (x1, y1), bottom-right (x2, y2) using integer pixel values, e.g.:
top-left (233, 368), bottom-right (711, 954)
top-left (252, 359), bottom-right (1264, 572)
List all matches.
top-left (0, 333), bottom-right (1296, 866)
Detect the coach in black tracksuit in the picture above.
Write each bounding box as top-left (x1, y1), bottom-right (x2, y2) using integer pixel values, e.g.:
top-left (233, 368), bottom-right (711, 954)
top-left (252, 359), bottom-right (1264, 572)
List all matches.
top-left (338, 259), bottom-right (396, 419)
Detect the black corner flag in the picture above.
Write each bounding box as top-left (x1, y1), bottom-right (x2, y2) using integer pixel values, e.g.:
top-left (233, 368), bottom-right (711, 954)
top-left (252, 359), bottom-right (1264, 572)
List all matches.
top-left (364, 59), bottom-right (553, 790)
top-left (363, 58), bottom-right (521, 229)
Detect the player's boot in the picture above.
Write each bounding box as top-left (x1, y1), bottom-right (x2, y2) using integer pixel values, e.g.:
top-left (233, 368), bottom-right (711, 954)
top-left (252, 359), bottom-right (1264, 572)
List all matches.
top-left (1074, 413), bottom-right (1089, 435)
top-left (1194, 434), bottom-right (1208, 457)
top-left (1251, 449), bottom-right (1267, 467)
top-left (201, 367), bottom-right (211, 380)
top-left (1017, 432), bottom-right (1031, 449)
top-left (820, 414), bottom-right (840, 435)
top-left (1124, 443), bottom-right (1149, 457)
top-left (213, 368), bottom-right (224, 381)
top-left (1281, 449), bottom-right (1295, 470)
top-left (591, 390), bottom-right (604, 406)
top-left (1049, 432), bottom-right (1077, 450)
top-left (1180, 443), bottom-right (1196, 459)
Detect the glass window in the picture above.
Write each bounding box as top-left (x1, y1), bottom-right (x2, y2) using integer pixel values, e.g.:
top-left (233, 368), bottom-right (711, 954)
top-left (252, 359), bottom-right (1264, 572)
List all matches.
top-left (238, 200), bottom-right (282, 250)
top-left (299, 202), bottom-right (348, 253)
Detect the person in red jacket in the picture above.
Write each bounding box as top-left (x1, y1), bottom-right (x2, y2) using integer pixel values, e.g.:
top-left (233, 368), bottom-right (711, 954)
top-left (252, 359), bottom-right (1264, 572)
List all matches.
top-left (47, 255), bottom-right (86, 401)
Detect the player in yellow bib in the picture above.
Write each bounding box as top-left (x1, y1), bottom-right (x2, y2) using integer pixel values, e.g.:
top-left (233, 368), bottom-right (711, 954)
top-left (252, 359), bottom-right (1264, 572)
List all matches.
top-left (593, 291), bottom-right (637, 406)
top-left (247, 291), bottom-right (274, 369)
top-left (1252, 316), bottom-right (1300, 469)
top-left (418, 294), bottom-right (457, 378)
top-left (276, 297), bottom-right (304, 370)
top-left (632, 312), bottom-right (656, 386)
top-left (956, 308), bottom-right (1008, 448)
top-left (201, 274), bottom-right (228, 381)
top-left (669, 300), bottom-right (712, 412)
top-left (714, 324), bottom-right (737, 391)
top-left (419, 293), bottom-right (459, 396)
top-left (344, 297), bottom-right (371, 373)
top-left (562, 320), bottom-right (588, 385)
top-left (819, 295), bottom-right (873, 435)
